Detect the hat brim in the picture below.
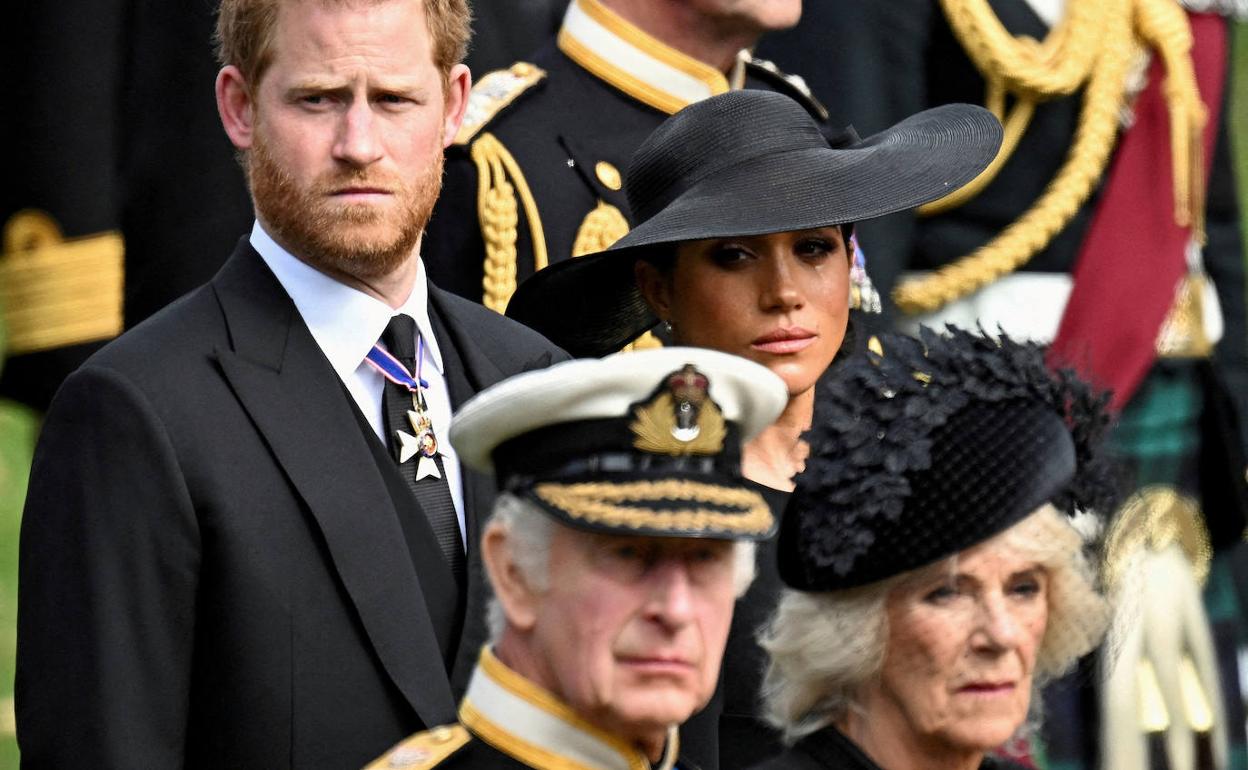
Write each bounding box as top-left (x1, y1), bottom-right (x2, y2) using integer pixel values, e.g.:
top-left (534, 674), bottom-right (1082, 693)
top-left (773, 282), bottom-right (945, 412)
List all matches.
top-left (507, 103), bottom-right (1002, 357)
top-left (524, 473), bottom-right (776, 541)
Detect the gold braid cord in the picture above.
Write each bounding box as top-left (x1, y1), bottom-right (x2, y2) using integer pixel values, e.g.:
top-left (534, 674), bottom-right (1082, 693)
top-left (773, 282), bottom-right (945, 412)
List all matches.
top-left (570, 199), bottom-right (664, 352)
top-left (471, 133), bottom-right (549, 313)
top-left (533, 479), bottom-right (774, 535)
top-left (571, 201), bottom-right (630, 258)
top-left (894, 0), bottom-right (1206, 315)
top-left (943, 0), bottom-right (1106, 97)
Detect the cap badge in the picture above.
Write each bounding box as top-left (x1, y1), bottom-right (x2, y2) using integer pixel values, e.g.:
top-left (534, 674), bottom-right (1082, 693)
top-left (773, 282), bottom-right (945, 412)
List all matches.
top-left (630, 365), bottom-right (726, 455)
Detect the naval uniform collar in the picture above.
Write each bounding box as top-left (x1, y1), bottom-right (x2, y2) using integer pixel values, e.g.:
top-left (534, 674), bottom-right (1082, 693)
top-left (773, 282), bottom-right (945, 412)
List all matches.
top-left (557, 0), bottom-right (747, 114)
top-left (460, 647), bottom-right (679, 770)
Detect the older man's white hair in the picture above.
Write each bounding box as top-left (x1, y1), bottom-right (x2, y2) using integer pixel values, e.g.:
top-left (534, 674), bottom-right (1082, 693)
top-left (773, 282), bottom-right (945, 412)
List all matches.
top-left (759, 504), bottom-right (1111, 744)
top-left (485, 492), bottom-right (758, 642)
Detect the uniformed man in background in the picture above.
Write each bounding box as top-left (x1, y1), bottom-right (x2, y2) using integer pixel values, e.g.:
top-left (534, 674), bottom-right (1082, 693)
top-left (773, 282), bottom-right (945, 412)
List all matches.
top-left (368, 347), bottom-right (788, 770)
top-left (421, 0), bottom-right (828, 312)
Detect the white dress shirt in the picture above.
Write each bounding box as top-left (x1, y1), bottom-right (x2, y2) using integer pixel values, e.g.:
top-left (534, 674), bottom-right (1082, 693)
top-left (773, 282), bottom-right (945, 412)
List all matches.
top-left (250, 221), bottom-right (466, 545)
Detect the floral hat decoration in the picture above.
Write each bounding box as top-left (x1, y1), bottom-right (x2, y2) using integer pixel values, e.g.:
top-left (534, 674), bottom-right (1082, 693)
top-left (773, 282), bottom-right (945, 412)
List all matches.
top-left (778, 325), bottom-right (1121, 591)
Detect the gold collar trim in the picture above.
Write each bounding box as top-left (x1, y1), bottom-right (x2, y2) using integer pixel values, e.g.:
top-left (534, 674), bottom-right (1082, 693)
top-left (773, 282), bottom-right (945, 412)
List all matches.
top-left (558, 0), bottom-right (736, 114)
top-left (460, 648), bottom-right (677, 770)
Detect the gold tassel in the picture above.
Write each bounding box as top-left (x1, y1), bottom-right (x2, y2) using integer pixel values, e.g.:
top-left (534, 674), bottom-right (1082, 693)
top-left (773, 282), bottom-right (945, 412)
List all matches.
top-left (1134, 0), bottom-right (1207, 237)
top-left (571, 201), bottom-right (630, 258)
top-left (470, 133), bottom-right (548, 312)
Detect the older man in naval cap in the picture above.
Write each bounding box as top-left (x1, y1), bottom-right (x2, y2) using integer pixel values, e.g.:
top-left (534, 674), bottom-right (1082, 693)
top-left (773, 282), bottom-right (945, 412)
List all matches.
top-left (367, 347), bottom-right (788, 770)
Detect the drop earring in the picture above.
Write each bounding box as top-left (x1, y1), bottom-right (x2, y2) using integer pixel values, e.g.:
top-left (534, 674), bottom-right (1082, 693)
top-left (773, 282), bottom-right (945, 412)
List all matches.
top-left (848, 234), bottom-right (881, 314)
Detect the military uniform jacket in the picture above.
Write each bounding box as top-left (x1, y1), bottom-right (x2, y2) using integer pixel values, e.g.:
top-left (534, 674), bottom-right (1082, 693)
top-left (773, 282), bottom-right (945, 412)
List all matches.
top-left (368, 648), bottom-right (689, 770)
top-left (757, 0), bottom-right (1247, 423)
top-left (422, 0), bottom-right (827, 311)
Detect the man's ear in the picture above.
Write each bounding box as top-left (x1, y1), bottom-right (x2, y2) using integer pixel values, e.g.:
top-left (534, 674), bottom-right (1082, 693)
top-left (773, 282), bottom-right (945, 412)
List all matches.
top-left (481, 523), bottom-right (539, 632)
top-left (635, 259), bottom-right (673, 321)
top-left (217, 65), bottom-right (256, 150)
top-left (441, 63), bottom-right (472, 148)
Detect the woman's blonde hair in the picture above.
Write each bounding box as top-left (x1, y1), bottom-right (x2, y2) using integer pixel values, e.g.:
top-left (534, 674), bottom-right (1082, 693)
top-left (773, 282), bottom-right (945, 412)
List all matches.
top-left (760, 504), bottom-right (1110, 743)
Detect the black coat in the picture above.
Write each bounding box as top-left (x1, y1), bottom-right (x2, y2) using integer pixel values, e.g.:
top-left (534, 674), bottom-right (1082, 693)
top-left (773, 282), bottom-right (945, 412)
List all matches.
top-left (749, 726), bottom-right (1028, 770)
top-left (718, 484), bottom-right (790, 770)
top-left (15, 241), bottom-right (567, 768)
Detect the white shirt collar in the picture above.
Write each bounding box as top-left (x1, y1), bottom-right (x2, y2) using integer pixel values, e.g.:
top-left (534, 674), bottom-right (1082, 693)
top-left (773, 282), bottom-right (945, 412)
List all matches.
top-left (249, 221), bottom-right (444, 379)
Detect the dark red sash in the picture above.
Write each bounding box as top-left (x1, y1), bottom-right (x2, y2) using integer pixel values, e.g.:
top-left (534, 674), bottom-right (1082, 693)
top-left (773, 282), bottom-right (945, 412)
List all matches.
top-left (1048, 12), bottom-right (1227, 411)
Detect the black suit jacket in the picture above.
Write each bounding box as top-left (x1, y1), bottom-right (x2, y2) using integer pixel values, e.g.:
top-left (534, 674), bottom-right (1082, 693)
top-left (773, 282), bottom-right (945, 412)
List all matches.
top-left (15, 241), bottom-right (567, 768)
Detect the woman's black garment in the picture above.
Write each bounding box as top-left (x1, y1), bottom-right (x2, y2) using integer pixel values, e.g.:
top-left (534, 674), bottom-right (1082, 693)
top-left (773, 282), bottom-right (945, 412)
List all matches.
top-left (719, 483), bottom-right (791, 770)
top-left (748, 725), bottom-right (1029, 770)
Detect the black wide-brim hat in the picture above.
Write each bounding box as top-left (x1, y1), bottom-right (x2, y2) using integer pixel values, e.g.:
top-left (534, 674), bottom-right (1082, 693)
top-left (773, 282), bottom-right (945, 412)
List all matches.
top-left (506, 90), bottom-right (1003, 357)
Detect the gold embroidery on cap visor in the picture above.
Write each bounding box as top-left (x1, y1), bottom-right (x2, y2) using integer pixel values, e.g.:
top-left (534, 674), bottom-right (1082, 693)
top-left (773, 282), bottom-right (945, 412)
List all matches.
top-left (531, 479), bottom-right (773, 536)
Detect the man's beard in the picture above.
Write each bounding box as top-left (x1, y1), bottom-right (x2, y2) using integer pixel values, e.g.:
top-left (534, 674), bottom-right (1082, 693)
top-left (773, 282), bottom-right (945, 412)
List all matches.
top-left (248, 132), bottom-right (444, 281)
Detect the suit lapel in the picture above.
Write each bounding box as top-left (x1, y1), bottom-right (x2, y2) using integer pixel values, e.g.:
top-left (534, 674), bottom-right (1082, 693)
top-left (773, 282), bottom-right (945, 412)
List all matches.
top-left (210, 244), bottom-right (457, 724)
top-left (427, 288), bottom-right (507, 693)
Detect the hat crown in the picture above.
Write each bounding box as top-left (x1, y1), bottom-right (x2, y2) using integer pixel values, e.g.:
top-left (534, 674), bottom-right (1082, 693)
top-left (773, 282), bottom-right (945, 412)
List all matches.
top-left (626, 90), bottom-right (828, 225)
top-left (778, 327), bottom-right (1117, 591)
top-left (448, 348), bottom-right (789, 542)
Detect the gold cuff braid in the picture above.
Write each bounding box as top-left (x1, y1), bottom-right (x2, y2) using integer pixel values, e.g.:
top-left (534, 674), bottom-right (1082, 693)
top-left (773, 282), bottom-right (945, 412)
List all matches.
top-left (1, 210), bottom-right (123, 354)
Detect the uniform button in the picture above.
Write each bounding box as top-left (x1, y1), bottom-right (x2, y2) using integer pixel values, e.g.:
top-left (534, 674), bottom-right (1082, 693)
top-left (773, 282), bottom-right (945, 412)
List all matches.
top-left (595, 161), bottom-right (622, 191)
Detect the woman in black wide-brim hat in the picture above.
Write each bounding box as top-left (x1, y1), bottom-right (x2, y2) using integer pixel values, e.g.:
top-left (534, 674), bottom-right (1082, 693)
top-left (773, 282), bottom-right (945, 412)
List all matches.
top-left (753, 327), bottom-right (1119, 770)
top-left (505, 89), bottom-right (1003, 765)
top-left (507, 89), bottom-right (1002, 492)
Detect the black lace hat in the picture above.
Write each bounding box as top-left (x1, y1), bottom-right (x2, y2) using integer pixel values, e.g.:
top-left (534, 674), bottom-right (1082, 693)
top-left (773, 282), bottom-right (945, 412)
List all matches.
top-left (506, 90), bottom-right (1003, 357)
top-left (778, 326), bottom-right (1119, 591)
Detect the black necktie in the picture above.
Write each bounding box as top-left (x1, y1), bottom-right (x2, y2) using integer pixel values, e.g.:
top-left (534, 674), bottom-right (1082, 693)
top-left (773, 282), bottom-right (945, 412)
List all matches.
top-left (381, 314), bottom-right (466, 588)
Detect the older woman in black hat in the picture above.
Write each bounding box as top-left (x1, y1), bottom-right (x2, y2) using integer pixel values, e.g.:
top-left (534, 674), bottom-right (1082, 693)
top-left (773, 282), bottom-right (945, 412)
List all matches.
top-left (752, 327), bottom-right (1119, 770)
top-left (506, 89), bottom-right (1003, 766)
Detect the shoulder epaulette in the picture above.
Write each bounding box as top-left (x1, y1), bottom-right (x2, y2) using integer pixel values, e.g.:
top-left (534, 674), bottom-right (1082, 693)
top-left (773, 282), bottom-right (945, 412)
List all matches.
top-left (455, 62), bottom-right (547, 145)
top-left (744, 56), bottom-right (829, 123)
top-left (364, 724), bottom-right (472, 770)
